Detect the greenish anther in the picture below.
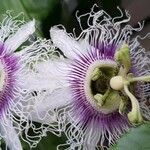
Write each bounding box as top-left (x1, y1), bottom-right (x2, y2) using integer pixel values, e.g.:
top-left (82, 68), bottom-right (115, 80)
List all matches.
top-left (91, 67), bottom-right (102, 81)
top-left (94, 93), bottom-right (103, 106)
top-left (94, 90), bottom-right (121, 112)
top-left (115, 43), bottom-right (131, 75)
top-left (94, 88), bottom-right (111, 106)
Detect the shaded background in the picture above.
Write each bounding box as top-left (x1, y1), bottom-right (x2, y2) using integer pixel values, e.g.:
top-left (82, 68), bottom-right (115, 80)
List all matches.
top-left (0, 0), bottom-right (150, 149)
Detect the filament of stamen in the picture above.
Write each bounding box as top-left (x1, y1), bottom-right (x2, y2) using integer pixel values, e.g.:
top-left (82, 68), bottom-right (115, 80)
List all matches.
top-left (124, 85), bottom-right (143, 124)
top-left (129, 75), bottom-right (150, 82)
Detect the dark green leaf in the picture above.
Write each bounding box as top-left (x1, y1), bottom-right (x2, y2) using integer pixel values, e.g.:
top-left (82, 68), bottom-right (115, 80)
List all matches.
top-left (109, 123), bottom-right (150, 150)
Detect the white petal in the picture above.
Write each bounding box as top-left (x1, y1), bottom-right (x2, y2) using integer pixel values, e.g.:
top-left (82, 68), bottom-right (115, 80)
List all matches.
top-left (29, 87), bottom-right (72, 124)
top-left (36, 87), bottom-right (72, 109)
top-left (50, 27), bottom-right (83, 59)
top-left (0, 115), bottom-right (22, 150)
top-left (5, 20), bottom-right (35, 53)
top-left (23, 58), bottom-right (70, 92)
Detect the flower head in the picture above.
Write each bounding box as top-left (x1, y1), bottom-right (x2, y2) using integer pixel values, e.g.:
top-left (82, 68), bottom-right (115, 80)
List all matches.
top-left (36, 6), bottom-right (150, 149)
top-left (0, 12), bottom-right (55, 150)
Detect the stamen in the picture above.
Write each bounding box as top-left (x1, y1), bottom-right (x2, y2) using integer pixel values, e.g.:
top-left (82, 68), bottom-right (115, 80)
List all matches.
top-left (124, 85), bottom-right (143, 124)
top-left (129, 75), bottom-right (150, 82)
top-left (94, 93), bottom-right (103, 106)
top-left (112, 43), bottom-right (149, 124)
top-left (91, 67), bottom-right (102, 81)
top-left (115, 43), bottom-right (131, 75)
top-left (94, 88), bottom-right (111, 106)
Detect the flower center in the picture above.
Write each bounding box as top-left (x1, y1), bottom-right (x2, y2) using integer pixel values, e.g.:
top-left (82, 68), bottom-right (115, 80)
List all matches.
top-left (85, 60), bottom-right (122, 114)
top-left (91, 67), bottom-right (115, 95)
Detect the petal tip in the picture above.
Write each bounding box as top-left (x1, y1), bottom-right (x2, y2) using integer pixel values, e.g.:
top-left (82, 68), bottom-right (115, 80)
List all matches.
top-left (50, 26), bottom-right (65, 39)
top-left (21, 19), bottom-right (36, 36)
top-left (26, 19), bottom-right (36, 34)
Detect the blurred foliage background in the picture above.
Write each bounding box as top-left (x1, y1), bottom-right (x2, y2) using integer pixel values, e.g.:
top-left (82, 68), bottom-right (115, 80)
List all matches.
top-left (0, 0), bottom-right (150, 149)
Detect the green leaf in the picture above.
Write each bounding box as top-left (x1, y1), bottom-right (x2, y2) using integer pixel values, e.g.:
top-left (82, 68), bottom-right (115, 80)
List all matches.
top-left (20, 0), bottom-right (58, 20)
top-left (32, 133), bottom-right (66, 150)
top-left (0, 0), bottom-right (58, 19)
top-left (109, 123), bottom-right (150, 150)
top-left (21, 127), bottom-right (67, 150)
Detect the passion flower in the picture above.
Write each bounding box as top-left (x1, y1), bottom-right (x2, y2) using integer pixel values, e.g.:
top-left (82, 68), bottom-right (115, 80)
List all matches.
top-left (0, 13), bottom-right (56, 150)
top-left (44, 6), bottom-right (150, 149)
